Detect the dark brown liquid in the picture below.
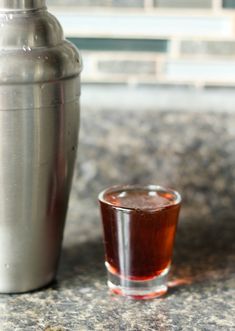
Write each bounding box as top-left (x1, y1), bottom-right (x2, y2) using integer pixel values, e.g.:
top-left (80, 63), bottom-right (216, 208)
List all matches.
top-left (100, 188), bottom-right (181, 280)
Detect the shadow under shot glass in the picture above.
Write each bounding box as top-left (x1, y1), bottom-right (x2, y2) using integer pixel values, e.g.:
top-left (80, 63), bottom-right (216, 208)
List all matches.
top-left (98, 185), bottom-right (181, 299)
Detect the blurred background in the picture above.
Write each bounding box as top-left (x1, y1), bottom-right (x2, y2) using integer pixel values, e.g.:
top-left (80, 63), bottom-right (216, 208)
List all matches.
top-left (47, 0), bottom-right (235, 111)
top-left (44, 1), bottom-right (235, 231)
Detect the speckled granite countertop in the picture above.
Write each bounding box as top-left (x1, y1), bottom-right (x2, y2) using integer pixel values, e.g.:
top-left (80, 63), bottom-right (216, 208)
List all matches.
top-left (0, 105), bottom-right (235, 330)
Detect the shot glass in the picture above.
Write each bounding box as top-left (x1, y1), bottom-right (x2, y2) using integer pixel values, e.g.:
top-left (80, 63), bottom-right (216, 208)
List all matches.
top-left (98, 184), bottom-right (181, 299)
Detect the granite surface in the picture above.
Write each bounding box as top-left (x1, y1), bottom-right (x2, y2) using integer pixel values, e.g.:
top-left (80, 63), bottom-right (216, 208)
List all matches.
top-left (0, 106), bottom-right (235, 330)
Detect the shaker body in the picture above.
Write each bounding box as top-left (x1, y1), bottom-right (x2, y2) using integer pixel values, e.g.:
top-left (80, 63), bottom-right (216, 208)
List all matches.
top-left (0, 0), bottom-right (82, 292)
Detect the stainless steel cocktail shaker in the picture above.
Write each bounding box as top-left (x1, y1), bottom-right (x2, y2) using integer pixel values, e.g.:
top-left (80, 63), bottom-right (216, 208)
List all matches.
top-left (0, 0), bottom-right (82, 293)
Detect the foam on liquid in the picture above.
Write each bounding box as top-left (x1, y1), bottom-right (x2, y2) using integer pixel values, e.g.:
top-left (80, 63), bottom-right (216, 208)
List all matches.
top-left (104, 188), bottom-right (176, 210)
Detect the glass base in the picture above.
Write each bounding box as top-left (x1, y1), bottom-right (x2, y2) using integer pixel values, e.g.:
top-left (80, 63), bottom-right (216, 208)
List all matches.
top-left (106, 265), bottom-right (169, 300)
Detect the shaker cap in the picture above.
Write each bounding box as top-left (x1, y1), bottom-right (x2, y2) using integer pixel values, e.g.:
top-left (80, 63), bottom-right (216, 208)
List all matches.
top-left (0, 0), bottom-right (46, 11)
top-left (0, 0), bottom-right (82, 84)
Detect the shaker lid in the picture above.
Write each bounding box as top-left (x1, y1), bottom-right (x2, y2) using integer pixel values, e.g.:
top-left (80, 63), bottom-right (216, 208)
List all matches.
top-left (0, 0), bottom-right (82, 84)
top-left (0, 0), bottom-right (46, 11)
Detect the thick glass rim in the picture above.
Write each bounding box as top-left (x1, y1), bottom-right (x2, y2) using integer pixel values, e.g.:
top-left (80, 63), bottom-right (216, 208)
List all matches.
top-left (98, 184), bottom-right (182, 212)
